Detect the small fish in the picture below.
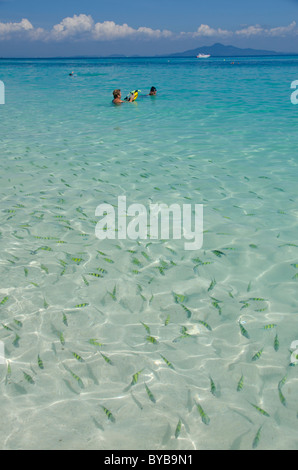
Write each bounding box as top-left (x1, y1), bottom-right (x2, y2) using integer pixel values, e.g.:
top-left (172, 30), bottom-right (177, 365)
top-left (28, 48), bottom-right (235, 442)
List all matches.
top-left (278, 375), bottom-right (287, 390)
top-left (104, 258), bottom-right (114, 264)
top-left (14, 319), bottom-right (23, 328)
top-left (101, 406), bottom-right (115, 423)
top-left (165, 315), bottom-right (170, 326)
top-left (210, 376), bottom-right (217, 396)
top-left (181, 304), bottom-right (192, 319)
top-left (59, 332), bottom-right (65, 345)
top-left (97, 250), bottom-right (107, 256)
top-left (145, 383), bottom-right (156, 403)
top-left (160, 354), bottom-right (175, 370)
top-left (0, 296), bottom-right (9, 306)
top-left (12, 334), bottom-right (20, 347)
top-left (146, 335), bottom-right (158, 345)
top-left (196, 403), bottom-right (210, 425)
top-left (44, 298), bottom-right (49, 309)
top-left (239, 322), bottom-right (250, 339)
top-left (23, 371), bottom-right (35, 385)
top-left (109, 286), bottom-right (117, 301)
top-left (141, 252), bottom-right (151, 261)
top-left (6, 362), bottom-right (12, 382)
top-left (211, 297), bottom-right (223, 315)
top-left (82, 276), bottom-right (89, 286)
top-left (100, 353), bottom-right (113, 365)
top-left (173, 293), bottom-right (186, 304)
top-left (212, 250), bottom-right (226, 258)
top-left (193, 257), bottom-right (213, 266)
top-left (237, 375), bottom-right (244, 392)
top-left (241, 302), bottom-right (250, 310)
top-left (263, 324), bottom-right (277, 330)
top-left (38, 246), bottom-right (53, 252)
top-left (72, 352), bottom-right (84, 362)
top-left (249, 297), bottom-right (267, 302)
top-left (274, 334), bottom-right (280, 352)
top-left (38, 355), bottom-right (44, 370)
top-left (157, 266), bottom-right (166, 276)
top-left (175, 420), bottom-right (182, 439)
top-left (208, 279), bottom-right (217, 292)
top-left (250, 403), bottom-right (270, 418)
top-left (141, 322), bottom-right (151, 334)
top-left (68, 369), bottom-right (84, 388)
top-left (197, 320), bottom-right (212, 331)
top-left (97, 268), bottom-right (108, 275)
top-left (173, 334), bottom-right (191, 343)
top-left (132, 258), bottom-right (142, 267)
top-left (131, 369), bottom-right (144, 386)
top-left (278, 388), bottom-right (287, 407)
top-left (88, 273), bottom-right (104, 278)
top-left (71, 258), bottom-right (84, 264)
top-left (291, 264), bottom-right (298, 269)
top-left (89, 339), bottom-right (103, 347)
top-left (252, 426), bottom-right (263, 450)
top-left (74, 303), bottom-right (89, 308)
top-left (24, 268), bottom-right (29, 277)
top-left (2, 323), bottom-right (13, 331)
top-left (62, 313), bottom-right (68, 326)
top-left (252, 348), bottom-right (264, 362)
top-left (41, 265), bottom-right (49, 274)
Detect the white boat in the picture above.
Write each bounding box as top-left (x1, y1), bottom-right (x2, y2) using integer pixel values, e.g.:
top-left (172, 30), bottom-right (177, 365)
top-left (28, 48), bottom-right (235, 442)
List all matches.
top-left (196, 53), bottom-right (211, 58)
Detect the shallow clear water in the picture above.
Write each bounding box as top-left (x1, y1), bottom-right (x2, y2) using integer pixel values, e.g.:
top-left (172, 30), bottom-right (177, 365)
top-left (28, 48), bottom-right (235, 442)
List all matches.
top-left (0, 57), bottom-right (298, 450)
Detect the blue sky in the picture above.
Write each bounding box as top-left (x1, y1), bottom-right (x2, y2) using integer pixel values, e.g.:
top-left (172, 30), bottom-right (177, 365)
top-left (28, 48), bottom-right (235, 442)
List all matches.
top-left (0, 0), bottom-right (298, 56)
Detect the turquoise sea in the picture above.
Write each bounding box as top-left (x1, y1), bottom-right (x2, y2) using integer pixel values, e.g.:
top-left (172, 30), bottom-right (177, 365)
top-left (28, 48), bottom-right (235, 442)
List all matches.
top-left (0, 56), bottom-right (298, 450)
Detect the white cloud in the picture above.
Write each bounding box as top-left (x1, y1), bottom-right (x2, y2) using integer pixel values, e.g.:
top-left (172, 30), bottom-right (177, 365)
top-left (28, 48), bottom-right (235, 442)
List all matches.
top-left (236, 21), bottom-right (297, 37)
top-left (269, 21), bottom-right (296, 37)
top-left (0, 18), bottom-right (34, 37)
top-left (191, 24), bottom-right (232, 37)
top-left (0, 15), bottom-right (296, 42)
top-left (93, 21), bottom-right (135, 40)
top-left (51, 14), bottom-right (94, 40)
top-left (92, 21), bottom-right (172, 40)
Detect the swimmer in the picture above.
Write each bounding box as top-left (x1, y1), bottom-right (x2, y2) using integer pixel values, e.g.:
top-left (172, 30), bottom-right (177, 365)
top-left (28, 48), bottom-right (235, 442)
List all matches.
top-left (112, 89), bottom-right (133, 105)
top-left (149, 86), bottom-right (157, 96)
top-left (69, 72), bottom-right (74, 77)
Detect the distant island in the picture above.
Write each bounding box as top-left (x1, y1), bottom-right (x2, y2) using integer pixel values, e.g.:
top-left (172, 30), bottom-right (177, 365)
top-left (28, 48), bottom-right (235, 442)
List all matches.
top-left (167, 43), bottom-right (281, 57)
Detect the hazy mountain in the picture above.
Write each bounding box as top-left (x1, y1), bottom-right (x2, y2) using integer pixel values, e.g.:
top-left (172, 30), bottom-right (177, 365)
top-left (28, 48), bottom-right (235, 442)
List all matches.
top-left (169, 43), bottom-right (280, 57)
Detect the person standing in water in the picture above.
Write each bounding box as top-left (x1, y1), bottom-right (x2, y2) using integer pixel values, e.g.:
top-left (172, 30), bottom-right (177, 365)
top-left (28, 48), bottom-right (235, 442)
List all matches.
top-left (148, 86), bottom-right (157, 96)
top-left (112, 89), bottom-right (133, 105)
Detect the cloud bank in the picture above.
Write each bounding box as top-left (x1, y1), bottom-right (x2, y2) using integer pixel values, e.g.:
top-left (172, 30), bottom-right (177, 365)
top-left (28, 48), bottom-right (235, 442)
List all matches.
top-left (0, 14), bottom-right (297, 42)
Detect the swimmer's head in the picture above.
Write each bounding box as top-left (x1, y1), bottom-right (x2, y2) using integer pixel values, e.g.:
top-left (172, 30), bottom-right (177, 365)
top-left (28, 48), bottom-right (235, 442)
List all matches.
top-left (149, 86), bottom-right (157, 95)
top-left (113, 89), bottom-right (121, 99)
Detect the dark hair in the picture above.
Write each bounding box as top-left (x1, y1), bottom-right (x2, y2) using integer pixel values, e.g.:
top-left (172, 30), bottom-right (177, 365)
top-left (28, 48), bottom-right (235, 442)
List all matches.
top-left (151, 87), bottom-right (156, 92)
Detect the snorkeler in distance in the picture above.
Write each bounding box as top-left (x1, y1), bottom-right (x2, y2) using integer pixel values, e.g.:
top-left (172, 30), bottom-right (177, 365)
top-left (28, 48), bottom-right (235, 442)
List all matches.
top-left (112, 89), bottom-right (134, 105)
top-left (149, 86), bottom-right (157, 96)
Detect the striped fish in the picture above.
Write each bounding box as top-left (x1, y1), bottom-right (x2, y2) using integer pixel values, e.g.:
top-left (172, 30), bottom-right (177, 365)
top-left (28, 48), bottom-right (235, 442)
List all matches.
top-left (175, 420), bottom-right (182, 439)
top-left (101, 406), bottom-right (115, 423)
top-left (252, 348), bottom-right (264, 362)
top-left (145, 384), bottom-right (156, 403)
top-left (196, 403), bottom-right (210, 425)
